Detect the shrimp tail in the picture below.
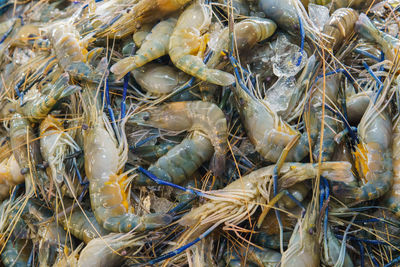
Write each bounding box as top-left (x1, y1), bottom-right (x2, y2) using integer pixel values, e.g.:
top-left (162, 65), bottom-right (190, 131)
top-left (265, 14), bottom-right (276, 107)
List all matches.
top-left (355, 13), bottom-right (380, 43)
top-left (175, 55), bottom-right (235, 86)
top-left (102, 213), bottom-right (173, 232)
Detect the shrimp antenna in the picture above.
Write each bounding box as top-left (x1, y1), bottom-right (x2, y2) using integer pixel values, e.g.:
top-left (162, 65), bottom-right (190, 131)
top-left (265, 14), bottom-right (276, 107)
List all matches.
top-left (296, 14), bottom-right (305, 67)
top-left (354, 48), bottom-right (381, 61)
top-left (137, 167), bottom-right (206, 198)
top-left (120, 43), bottom-right (136, 120)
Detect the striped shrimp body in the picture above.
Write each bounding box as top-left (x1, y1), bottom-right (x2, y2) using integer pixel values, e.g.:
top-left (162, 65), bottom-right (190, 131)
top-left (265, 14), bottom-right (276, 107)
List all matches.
top-left (232, 81), bottom-right (311, 162)
top-left (321, 8), bottom-right (358, 51)
top-left (384, 115), bottom-right (400, 217)
top-left (46, 21), bottom-right (100, 81)
top-left (111, 18), bottom-right (177, 80)
top-left (83, 100), bottom-right (172, 232)
top-left (169, 2), bottom-right (235, 86)
top-left (131, 101), bottom-right (228, 175)
top-left (40, 115), bottom-right (80, 185)
top-left (135, 131), bottom-right (214, 185)
top-left (280, 202), bottom-right (320, 267)
top-left (60, 209), bottom-right (109, 244)
top-left (10, 113), bottom-right (41, 194)
top-left (356, 13), bottom-right (400, 63)
top-left (309, 74), bottom-right (341, 161)
top-left (18, 73), bottom-right (80, 122)
top-left (332, 99), bottom-right (393, 203)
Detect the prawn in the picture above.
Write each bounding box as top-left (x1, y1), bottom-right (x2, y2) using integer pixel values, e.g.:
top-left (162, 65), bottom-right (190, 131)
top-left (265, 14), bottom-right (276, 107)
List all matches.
top-left (168, 1), bottom-right (235, 86)
top-left (321, 8), bottom-right (359, 51)
top-left (0, 153), bottom-right (25, 201)
top-left (82, 89), bottom-right (172, 232)
top-left (17, 73), bottom-right (80, 122)
top-left (110, 18), bottom-right (177, 80)
top-left (134, 131), bottom-right (214, 185)
top-left (332, 0), bottom-right (382, 10)
top-left (131, 101), bottom-right (228, 176)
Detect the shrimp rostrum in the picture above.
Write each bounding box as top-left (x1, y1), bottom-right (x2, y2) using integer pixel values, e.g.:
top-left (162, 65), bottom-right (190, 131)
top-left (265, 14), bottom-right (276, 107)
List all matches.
top-left (82, 89), bottom-right (172, 232)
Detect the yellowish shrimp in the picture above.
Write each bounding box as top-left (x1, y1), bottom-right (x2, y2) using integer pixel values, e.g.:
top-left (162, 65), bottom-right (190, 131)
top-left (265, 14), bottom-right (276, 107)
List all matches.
top-left (321, 8), bottom-right (359, 51)
top-left (83, 90), bottom-right (172, 232)
top-left (132, 63), bottom-right (190, 95)
top-left (207, 18), bottom-right (277, 69)
top-left (110, 18), bottom-right (177, 80)
top-left (280, 202), bottom-right (320, 267)
top-left (40, 115), bottom-right (80, 185)
top-left (131, 101), bottom-right (228, 175)
top-left (17, 73), bottom-right (80, 122)
top-left (168, 1), bottom-right (235, 86)
top-left (99, 0), bottom-right (191, 39)
top-left (332, 89), bottom-right (393, 203)
top-left (0, 153), bottom-right (24, 201)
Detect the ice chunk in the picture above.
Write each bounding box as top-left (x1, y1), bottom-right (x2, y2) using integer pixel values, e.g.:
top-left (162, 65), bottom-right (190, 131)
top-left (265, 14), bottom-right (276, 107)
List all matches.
top-left (264, 76), bottom-right (297, 115)
top-left (271, 35), bottom-right (307, 77)
top-left (308, 3), bottom-right (330, 32)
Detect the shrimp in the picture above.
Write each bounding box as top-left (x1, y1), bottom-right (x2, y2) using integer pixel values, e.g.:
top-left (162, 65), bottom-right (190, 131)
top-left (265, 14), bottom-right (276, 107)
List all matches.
top-left (134, 131), bottom-right (213, 185)
top-left (321, 8), bottom-right (359, 51)
top-left (322, 225), bottom-right (354, 267)
top-left (0, 154), bottom-right (25, 200)
top-left (206, 18), bottom-right (277, 69)
top-left (59, 209), bottom-right (109, 244)
top-left (308, 74), bottom-right (341, 161)
top-left (132, 63), bottom-right (190, 95)
top-left (1, 239), bottom-right (32, 267)
top-left (46, 20), bottom-right (100, 81)
top-left (355, 13), bottom-right (400, 63)
top-left (168, 2), bottom-right (235, 86)
top-left (10, 113), bottom-right (41, 194)
top-left (384, 115), bottom-right (400, 217)
top-left (110, 18), bottom-right (177, 80)
top-left (346, 90), bottom-right (373, 125)
top-left (225, 246), bottom-right (281, 267)
top-left (99, 0), bottom-right (191, 39)
top-left (231, 75), bottom-right (311, 162)
top-left (179, 162), bottom-right (354, 240)
top-left (131, 101), bottom-right (228, 175)
top-left (332, 92), bottom-right (392, 203)
top-left (83, 92), bottom-right (172, 232)
top-left (17, 73), bottom-right (80, 122)
top-left (332, 0), bottom-right (382, 10)
top-left (40, 115), bottom-right (80, 185)
top-left (280, 202), bottom-right (320, 267)
top-left (77, 232), bottom-right (148, 267)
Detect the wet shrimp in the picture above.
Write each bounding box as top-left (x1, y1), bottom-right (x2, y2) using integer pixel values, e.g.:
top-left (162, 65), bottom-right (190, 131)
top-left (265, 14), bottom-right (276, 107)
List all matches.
top-left (168, 2), bottom-right (235, 86)
top-left (82, 90), bottom-right (172, 232)
top-left (134, 131), bottom-right (213, 185)
top-left (0, 153), bottom-right (25, 201)
top-left (131, 101), bottom-right (228, 175)
top-left (17, 73), bottom-right (80, 122)
top-left (332, 0), bottom-right (382, 10)
top-left (321, 8), bottom-right (359, 51)
top-left (111, 18), bottom-right (177, 80)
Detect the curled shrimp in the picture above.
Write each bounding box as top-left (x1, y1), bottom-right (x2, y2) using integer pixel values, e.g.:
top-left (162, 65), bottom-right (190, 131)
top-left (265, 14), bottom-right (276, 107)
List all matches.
top-left (321, 8), bottom-right (359, 51)
top-left (168, 2), bottom-right (235, 86)
top-left (83, 90), bottom-right (172, 232)
top-left (17, 73), bottom-right (80, 122)
top-left (0, 153), bottom-right (24, 201)
top-left (134, 131), bottom-right (214, 185)
top-left (131, 101), bottom-right (228, 175)
top-left (111, 18), bottom-right (177, 80)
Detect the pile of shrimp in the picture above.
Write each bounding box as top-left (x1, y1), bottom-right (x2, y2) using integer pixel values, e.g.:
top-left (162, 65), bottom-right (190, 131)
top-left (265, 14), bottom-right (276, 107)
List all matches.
top-left (2, 0), bottom-right (400, 266)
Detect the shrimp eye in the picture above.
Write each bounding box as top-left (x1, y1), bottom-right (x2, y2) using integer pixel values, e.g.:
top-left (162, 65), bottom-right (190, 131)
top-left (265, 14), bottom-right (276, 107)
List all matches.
top-left (82, 123), bottom-right (89, 130)
top-left (143, 114), bottom-right (150, 121)
top-left (20, 168), bottom-right (29, 175)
